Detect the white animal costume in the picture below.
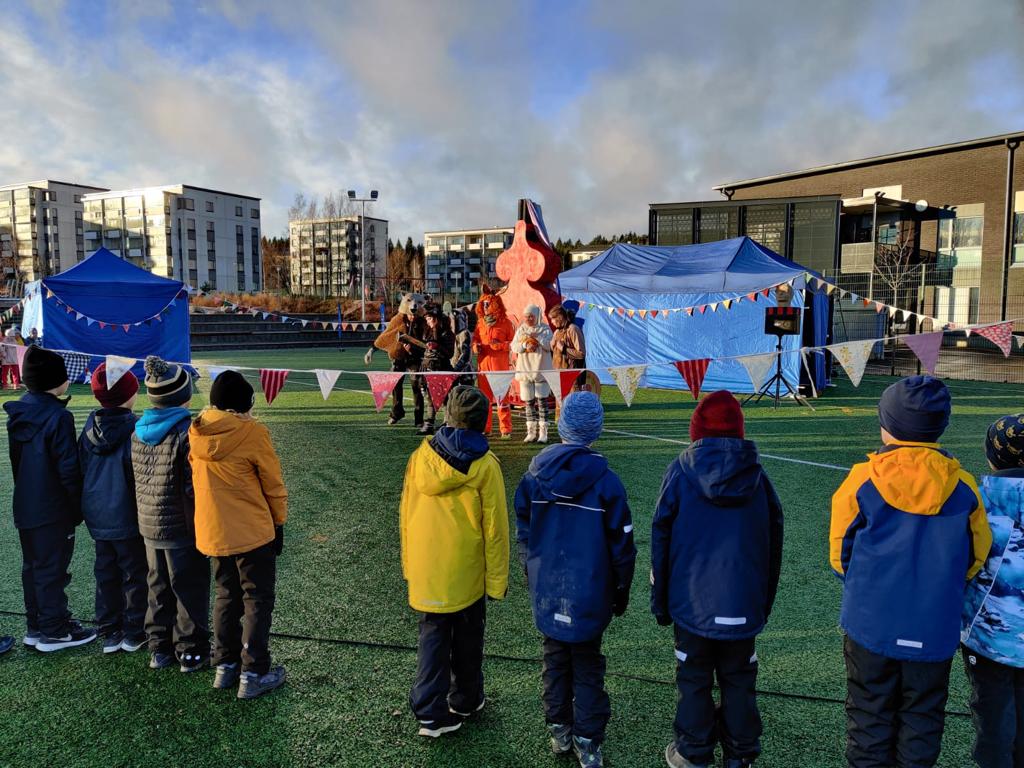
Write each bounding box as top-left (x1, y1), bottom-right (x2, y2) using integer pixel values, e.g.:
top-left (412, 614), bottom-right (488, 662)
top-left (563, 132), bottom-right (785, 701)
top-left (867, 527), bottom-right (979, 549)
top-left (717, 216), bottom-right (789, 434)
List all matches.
top-left (512, 304), bottom-right (553, 443)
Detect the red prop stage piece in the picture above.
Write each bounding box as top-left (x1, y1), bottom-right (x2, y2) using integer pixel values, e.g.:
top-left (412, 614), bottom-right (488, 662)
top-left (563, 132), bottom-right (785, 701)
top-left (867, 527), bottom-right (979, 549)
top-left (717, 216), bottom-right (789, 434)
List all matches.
top-left (495, 219), bottom-right (562, 325)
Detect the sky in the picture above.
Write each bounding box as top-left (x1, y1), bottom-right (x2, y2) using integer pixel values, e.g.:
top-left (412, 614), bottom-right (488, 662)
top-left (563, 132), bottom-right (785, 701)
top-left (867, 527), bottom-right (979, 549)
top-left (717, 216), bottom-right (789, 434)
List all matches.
top-left (1, 0), bottom-right (1023, 245)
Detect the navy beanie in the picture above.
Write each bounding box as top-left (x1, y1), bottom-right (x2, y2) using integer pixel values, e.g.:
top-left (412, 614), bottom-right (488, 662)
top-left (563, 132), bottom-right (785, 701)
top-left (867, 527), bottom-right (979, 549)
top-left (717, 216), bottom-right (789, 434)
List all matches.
top-left (878, 375), bottom-right (951, 442)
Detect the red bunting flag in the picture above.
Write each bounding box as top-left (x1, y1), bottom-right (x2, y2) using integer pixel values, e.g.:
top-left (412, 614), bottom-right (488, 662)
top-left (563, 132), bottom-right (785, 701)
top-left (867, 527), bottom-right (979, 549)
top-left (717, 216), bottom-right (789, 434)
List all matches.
top-left (366, 372), bottom-right (404, 412)
top-left (762, 288), bottom-right (771, 297)
top-left (259, 369), bottom-right (289, 405)
top-left (699, 305), bottom-right (708, 315)
top-left (559, 369), bottom-right (583, 400)
top-left (98, 322), bottom-right (106, 330)
top-left (650, 310), bottom-right (659, 319)
top-left (674, 359), bottom-right (711, 400)
top-left (746, 292), bottom-right (757, 302)
top-left (425, 373), bottom-right (460, 409)
top-left (974, 322), bottom-right (1013, 357)
top-left (685, 308), bottom-right (694, 316)
top-left (121, 324), bottom-right (131, 333)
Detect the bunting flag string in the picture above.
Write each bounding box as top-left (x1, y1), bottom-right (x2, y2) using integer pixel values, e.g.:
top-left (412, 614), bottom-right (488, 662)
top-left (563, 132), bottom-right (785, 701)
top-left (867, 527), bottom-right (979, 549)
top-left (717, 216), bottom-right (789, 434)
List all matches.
top-left (367, 372), bottom-right (404, 412)
top-left (259, 369), bottom-right (289, 405)
top-left (902, 332), bottom-right (944, 374)
top-left (426, 373), bottom-right (460, 410)
top-left (674, 359), bottom-right (711, 400)
top-left (314, 369), bottom-right (342, 401)
top-left (737, 352), bottom-right (777, 392)
top-left (608, 365), bottom-right (645, 407)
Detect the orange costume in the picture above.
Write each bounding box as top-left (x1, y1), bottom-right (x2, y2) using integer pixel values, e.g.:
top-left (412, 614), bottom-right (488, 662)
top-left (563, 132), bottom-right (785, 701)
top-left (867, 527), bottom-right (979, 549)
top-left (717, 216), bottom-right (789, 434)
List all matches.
top-left (473, 286), bottom-right (515, 436)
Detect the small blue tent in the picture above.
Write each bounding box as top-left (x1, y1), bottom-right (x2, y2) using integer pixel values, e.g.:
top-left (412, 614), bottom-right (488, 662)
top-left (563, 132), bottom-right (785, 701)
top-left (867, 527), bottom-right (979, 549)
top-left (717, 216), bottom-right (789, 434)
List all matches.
top-left (22, 248), bottom-right (190, 379)
top-left (558, 237), bottom-right (829, 393)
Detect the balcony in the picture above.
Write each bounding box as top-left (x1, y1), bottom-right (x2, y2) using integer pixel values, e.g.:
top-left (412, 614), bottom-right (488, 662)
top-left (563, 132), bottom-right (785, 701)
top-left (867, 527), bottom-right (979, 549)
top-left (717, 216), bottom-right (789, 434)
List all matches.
top-left (426, 245), bottom-right (441, 253)
top-left (486, 241), bottom-right (504, 249)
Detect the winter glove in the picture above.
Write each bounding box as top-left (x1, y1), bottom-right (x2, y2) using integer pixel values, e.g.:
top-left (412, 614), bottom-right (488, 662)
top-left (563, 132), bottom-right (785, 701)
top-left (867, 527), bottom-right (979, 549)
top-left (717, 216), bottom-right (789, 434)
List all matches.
top-left (612, 587), bottom-right (629, 617)
top-left (655, 614), bottom-right (673, 627)
top-left (274, 525), bottom-right (284, 556)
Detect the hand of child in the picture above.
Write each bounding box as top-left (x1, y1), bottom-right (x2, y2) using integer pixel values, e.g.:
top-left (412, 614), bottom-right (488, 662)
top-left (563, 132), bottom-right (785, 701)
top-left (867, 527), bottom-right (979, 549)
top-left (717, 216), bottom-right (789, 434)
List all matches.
top-left (612, 587), bottom-right (629, 617)
top-left (274, 525), bottom-right (284, 556)
top-left (655, 613), bottom-right (673, 627)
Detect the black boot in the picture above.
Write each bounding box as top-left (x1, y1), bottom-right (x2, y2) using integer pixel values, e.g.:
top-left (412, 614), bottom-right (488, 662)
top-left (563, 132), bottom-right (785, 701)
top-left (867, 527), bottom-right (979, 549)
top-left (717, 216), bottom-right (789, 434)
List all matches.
top-left (418, 421), bottom-right (435, 435)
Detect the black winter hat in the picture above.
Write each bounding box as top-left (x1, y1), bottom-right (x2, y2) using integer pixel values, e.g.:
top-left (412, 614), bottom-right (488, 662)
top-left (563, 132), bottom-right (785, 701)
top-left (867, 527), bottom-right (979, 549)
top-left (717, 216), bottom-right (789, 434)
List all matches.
top-left (445, 385), bottom-right (489, 433)
top-left (210, 370), bottom-right (255, 414)
top-left (21, 346), bottom-right (68, 393)
top-left (143, 355), bottom-right (192, 408)
top-left (878, 375), bottom-right (951, 443)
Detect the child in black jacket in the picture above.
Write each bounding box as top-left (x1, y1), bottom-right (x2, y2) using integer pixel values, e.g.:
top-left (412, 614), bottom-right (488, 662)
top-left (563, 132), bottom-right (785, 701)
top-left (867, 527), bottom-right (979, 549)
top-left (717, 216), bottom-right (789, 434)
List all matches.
top-left (79, 363), bottom-right (146, 655)
top-left (4, 346), bottom-right (95, 652)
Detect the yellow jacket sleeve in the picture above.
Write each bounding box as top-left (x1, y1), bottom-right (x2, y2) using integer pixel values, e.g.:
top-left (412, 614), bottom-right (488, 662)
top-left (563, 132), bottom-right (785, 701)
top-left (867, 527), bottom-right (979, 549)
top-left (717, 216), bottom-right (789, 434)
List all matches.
top-left (399, 454), bottom-right (416, 582)
top-left (960, 472), bottom-right (992, 580)
top-left (830, 464), bottom-right (869, 577)
top-left (479, 455), bottom-right (510, 600)
top-left (254, 424), bottom-right (288, 526)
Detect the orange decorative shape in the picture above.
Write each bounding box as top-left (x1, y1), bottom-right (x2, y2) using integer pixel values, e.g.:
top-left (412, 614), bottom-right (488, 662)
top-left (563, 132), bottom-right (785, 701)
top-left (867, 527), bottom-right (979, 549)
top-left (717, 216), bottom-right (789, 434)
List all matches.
top-left (494, 220), bottom-right (562, 325)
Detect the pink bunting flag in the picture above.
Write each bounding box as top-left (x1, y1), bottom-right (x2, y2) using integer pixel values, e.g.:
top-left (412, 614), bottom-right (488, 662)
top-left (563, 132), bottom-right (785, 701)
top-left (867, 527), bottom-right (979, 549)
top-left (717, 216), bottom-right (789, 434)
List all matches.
top-left (974, 322), bottom-right (1013, 357)
top-left (674, 358), bottom-right (711, 400)
top-left (121, 324), bottom-right (131, 333)
top-left (366, 372), bottom-right (404, 412)
top-left (14, 344), bottom-right (28, 369)
top-left (259, 369), bottom-right (289, 405)
top-left (425, 373), bottom-right (459, 409)
top-left (902, 332), bottom-right (943, 374)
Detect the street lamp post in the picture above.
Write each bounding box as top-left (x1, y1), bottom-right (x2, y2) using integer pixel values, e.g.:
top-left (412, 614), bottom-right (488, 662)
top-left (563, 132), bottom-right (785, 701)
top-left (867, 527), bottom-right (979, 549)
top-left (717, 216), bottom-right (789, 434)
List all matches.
top-left (347, 189), bottom-right (378, 321)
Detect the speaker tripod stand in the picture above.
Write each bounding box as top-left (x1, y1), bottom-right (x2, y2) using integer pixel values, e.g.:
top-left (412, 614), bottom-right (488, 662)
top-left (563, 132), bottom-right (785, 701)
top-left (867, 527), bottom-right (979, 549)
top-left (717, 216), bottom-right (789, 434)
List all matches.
top-left (742, 335), bottom-right (815, 411)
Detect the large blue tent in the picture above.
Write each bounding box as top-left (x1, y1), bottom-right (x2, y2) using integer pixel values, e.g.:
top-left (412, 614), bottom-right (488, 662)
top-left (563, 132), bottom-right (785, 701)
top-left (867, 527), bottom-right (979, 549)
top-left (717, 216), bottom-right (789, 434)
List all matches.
top-left (22, 248), bottom-right (190, 379)
top-left (558, 236), bottom-right (829, 393)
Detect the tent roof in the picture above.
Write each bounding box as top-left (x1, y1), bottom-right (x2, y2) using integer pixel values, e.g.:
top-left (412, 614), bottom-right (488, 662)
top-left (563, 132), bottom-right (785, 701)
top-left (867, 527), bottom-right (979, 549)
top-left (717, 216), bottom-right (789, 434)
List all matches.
top-left (558, 236), bottom-right (811, 294)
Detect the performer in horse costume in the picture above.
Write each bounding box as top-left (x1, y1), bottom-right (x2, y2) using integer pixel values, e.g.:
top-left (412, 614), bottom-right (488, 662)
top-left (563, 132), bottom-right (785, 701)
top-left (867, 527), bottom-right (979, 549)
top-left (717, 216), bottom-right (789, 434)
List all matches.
top-left (364, 292), bottom-right (428, 426)
top-left (472, 285), bottom-right (515, 438)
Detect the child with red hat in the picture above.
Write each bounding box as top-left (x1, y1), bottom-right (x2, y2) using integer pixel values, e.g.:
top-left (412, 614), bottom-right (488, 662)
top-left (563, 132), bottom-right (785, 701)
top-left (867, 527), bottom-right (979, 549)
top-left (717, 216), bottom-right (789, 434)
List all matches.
top-left (652, 391), bottom-right (784, 768)
top-left (78, 362), bottom-right (147, 654)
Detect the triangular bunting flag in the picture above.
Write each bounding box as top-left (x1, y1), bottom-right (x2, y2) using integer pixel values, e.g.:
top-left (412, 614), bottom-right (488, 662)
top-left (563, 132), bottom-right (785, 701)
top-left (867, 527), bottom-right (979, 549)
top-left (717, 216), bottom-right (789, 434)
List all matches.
top-left (98, 322), bottom-right (106, 330)
top-left (973, 322), bottom-right (1013, 357)
top-left (888, 306), bottom-right (897, 319)
top-left (616, 308), bottom-right (625, 317)
top-left (45, 288), bottom-right (54, 299)
top-left (722, 299), bottom-right (732, 310)
top-left (650, 310), bottom-right (659, 319)
top-left (540, 369), bottom-right (565, 402)
top-left (259, 369), bottom-right (289, 405)
top-left (300, 320), bottom-right (308, 328)
top-left (709, 302), bottom-right (719, 312)
top-left (608, 365), bottom-right (646, 407)
top-left (902, 332), bottom-right (943, 374)
top-left (558, 369), bottom-right (583, 401)
top-left (674, 359), bottom-right (711, 400)
top-left (425, 373), bottom-right (460, 410)
top-left (746, 292), bottom-right (757, 302)
top-left (699, 305), bottom-right (708, 315)
top-left (14, 344), bottom-right (29, 369)
top-left (75, 312), bottom-right (84, 321)
top-left (874, 302), bottom-right (885, 313)
top-left (207, 366), bottom-right (229, 382)
top-left (762, 288), bottom-right (771, 297)
top-left (104, 355), bottom-right (136, 388)
top-left (638, 309), bottom-right (647, 319)
top-left (483, 371), bottom-right (516, 403)
top-left (830, 340), bottom-right (875, 387)
top-left (121, 324), bottom-right (131, 333)
top-left (314, 369), bottom-right (342, 400)
top-left (605, 307), bottom-right (614, 315)
top-left (366, 371), bottom-right (403, 412)
top-left (737, 353), bottom-right (776, 392)
top-left (625, 309), bottom-right (635, 318)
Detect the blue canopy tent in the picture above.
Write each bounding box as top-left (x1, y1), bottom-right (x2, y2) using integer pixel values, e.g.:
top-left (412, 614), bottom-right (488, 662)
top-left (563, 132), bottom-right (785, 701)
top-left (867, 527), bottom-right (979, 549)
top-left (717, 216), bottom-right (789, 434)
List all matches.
top-left (558, 237), bottom-right (830, 393)
top-left (22, 248), bottom-right (190, 380)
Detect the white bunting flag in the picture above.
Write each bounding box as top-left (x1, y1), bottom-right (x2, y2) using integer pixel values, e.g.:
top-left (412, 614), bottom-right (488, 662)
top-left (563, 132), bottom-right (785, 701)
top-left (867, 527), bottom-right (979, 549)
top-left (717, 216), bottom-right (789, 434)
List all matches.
top-left (737, 352), bottom-right (776, 392)
top-left (608, 365), bottom-right (646, 407)
top-left (540, 369), bottom-right (564, 401)
top-left (104, 355), bottom-right (136, 388)
top-left (483, 371), bottom-right (516, 403)
top-left (314, 369), bottom-right (342, 401)
top-left (207, 366), bottom-right (229, 382)
top-left (830, 340), bottom-right (875, 387)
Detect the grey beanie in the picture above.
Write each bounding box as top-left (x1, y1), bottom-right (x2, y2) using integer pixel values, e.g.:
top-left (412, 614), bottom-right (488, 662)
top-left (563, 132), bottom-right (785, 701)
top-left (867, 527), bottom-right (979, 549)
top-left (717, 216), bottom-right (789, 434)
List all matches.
top-left (143, 355), bottom-right (192, 408)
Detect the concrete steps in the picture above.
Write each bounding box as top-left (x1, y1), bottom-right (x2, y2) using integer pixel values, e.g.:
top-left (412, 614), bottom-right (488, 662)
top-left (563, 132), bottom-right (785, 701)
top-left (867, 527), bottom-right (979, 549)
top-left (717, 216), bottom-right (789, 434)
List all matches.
top-left (190, 312), bottom-right (377, 351)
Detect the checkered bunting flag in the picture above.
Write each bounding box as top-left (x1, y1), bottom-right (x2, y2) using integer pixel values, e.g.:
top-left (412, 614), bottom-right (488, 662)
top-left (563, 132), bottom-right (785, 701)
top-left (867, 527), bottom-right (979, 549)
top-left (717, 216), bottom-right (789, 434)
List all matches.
top-left (60, 352), bottom-right (91, 384)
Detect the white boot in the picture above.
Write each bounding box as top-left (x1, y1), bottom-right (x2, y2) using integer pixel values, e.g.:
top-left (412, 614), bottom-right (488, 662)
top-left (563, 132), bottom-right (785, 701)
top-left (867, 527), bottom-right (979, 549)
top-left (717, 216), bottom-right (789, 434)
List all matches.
top-left (523, 421), bottom-right (537, 443)
top-left (537, 421), bottom-right (549, 444)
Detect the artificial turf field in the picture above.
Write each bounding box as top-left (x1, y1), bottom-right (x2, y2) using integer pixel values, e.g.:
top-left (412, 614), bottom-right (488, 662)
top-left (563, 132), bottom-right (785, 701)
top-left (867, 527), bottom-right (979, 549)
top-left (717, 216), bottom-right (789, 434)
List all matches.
top-left (0, 347), bottom-right (1016, 768)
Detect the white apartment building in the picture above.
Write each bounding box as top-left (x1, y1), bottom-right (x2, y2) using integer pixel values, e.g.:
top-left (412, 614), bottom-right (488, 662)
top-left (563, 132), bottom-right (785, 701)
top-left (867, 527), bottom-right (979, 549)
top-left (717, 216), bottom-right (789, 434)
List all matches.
top-left (82, 184), bottom-right (262, 292)
top-left (424, 227), bottom-right (514, 302)
top-left (289, 215), bottom-right (388, 297)
top-left (0, 180), bottom-right (108, 286)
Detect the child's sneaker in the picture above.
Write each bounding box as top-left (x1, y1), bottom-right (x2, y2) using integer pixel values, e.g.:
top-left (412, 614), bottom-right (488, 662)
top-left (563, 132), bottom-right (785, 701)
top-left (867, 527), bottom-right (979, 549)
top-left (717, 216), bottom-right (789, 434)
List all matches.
top-left (664, 743), bottom-right (709, 768)
top-left (237, 665), bottom-right (287, 699)
top-left (448, 698), bottom-right (485, 718)
top-left (213, 663), bottom-right (240, 689)
top-left (149, 651), bottom-right (175, 669)
top-left (179, 653), bottom-right (208, 673)
top-left (573, 736), bottom-right (603, 768)
top-left (22, 630), bottom-right (40, 648)
top-left (35, 621), bottom-right (97, 652)
top-left (417, 714), bottom-right (463, 738)
top-left (0, 635), bottom-right (13, 655)
top-left (120, 632), bottom-right (147, 653)
top-left (102, 631), bottom-right (124, 654)
top-left (548, 723), bottom-right (572, 754)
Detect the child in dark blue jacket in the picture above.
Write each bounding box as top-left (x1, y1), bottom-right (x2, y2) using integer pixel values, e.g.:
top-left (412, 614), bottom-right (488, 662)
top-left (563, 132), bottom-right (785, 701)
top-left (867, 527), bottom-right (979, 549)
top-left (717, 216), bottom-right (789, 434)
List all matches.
top-left (515, 391), bottom-right (636, 768)
top-left (79, 363), bottom-right (147, 655)
top-left (4, 346), bottom-right (96, 652)
top-left (652, 391), bottom-right (783, 768)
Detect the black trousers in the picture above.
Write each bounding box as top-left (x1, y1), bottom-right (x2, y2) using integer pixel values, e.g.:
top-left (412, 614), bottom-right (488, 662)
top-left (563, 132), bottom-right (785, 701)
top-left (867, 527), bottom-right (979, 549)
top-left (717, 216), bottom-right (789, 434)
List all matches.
top-left (963, 645), bottom-right (1024, 768)
top-left (673, 625), bottom-right (762, 764)
top-left (212, 543), bottom-right (277, 675)
top-left (145, 545), bottom-right (210, 659)
top-left (19, 522), bottom-right (75, 636)
top-left (542, 634), bottom-right (610, 742)
top-left (390, 362), bottom-right (424, 425)
top-left (94, 537), bottom-right (148, 637)
top-left (844, 635), bottom-right (952, 768)
top-left (410, 598), bottom-right (485, 723)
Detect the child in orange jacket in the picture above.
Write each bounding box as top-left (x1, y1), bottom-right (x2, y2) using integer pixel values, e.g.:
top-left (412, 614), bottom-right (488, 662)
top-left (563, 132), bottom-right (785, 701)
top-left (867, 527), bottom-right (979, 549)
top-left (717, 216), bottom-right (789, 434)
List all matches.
top-left (189, 370), bottom-right (288, 700)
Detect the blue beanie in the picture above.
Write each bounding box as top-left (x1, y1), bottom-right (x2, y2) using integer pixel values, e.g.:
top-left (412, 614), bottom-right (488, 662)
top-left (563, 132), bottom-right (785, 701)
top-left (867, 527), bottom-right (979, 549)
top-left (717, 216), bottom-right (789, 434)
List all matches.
top-left (558, 391), bottom-right (604, 445)
top-left (878, 375), bottom-right (951, 442)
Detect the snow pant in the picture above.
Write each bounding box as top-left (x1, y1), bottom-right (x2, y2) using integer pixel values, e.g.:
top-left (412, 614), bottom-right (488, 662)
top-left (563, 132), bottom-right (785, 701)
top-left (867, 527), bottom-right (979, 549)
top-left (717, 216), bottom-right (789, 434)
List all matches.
top-left (673, 625), bottom-right (762, 765)
top-left (2, 363), bottom-right (20, 389)
top-left (520, 379), bottom-right (550, 423)
top-left (19, 522), bottom-right (75, 637)
top-left (477, 372), bottom-right (512, 435)
top-left (542, 634), bottom-right (610, 742)
top-left (844, 635), bottom-right (951, 768)
top-left (145, 544), bottom-right (210, 661)
top-left (94, 536), bottom-right (147, 638)
top-left (410, 597), bottom-right (486, 723)
top-left (963, 645), bottom-right (1024, 768)
top-left (390, 361), bottom-right (424, 425)
top-left (212, 542), bottom-right (276, 675)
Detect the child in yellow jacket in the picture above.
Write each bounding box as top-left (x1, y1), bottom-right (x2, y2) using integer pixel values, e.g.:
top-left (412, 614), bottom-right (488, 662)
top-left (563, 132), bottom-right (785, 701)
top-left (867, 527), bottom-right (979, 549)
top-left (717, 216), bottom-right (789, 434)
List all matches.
top-left (399, 385), bottom-right (509, 738)
top-left (189, 370), bottom-right (288, 700)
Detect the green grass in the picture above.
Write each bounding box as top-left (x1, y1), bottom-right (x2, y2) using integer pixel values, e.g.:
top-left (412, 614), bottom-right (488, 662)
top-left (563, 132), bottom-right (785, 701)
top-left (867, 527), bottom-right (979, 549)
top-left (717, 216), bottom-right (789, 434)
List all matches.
top-left (0, 348), bottom-right (1016, 767)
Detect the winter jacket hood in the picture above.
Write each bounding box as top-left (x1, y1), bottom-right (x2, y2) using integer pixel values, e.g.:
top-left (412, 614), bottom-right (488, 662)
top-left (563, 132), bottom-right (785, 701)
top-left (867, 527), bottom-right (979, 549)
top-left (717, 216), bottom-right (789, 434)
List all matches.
top-left (867, 441), bottom-right (963, 515)
top-left (4, 392), bottom-right (70, 443)
top-left (136, 406), bottom-right (192, 445)
top-left (429, 426), bottom-right (489, 476)
top-left (528, 443), bottom-right (607, 498)
top-left (189, 408), bottom-right (256, 460)
top-left (82, 408), bottom-right (137, 456)
top-left (79, 408), bottom-right (139, 540)
top-left (679, 438), bottom-right (763, 506)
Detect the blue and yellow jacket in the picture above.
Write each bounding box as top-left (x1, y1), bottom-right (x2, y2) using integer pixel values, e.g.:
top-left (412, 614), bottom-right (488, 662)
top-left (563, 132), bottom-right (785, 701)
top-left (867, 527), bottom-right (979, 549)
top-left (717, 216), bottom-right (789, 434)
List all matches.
top-left (830, 440), bottom-right (991, 662)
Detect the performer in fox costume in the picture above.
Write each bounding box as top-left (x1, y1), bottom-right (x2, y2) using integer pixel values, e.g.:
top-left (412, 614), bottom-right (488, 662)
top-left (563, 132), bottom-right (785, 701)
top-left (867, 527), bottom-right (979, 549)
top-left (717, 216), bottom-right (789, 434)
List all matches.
top-left (364, 292), bottom-right (428, 426)
top-left (472, 285), bottom-right (515, 438)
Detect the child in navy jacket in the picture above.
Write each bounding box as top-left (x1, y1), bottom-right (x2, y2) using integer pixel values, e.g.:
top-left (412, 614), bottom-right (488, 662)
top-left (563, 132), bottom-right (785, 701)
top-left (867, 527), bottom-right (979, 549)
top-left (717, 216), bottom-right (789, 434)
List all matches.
top-left (515, 391), bottom-right (636, 768)
top-left (652, 391), bottom-right (783, 768)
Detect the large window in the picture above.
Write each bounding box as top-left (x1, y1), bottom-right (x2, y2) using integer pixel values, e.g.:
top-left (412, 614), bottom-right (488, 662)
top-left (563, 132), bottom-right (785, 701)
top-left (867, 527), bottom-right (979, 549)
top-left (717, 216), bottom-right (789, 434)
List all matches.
top-left (1012, 212), bottom-right (1024, 265)
top-left (697, 207), bottom-right (738, 243)
top-left (791, 202), bottom-right (838, 274)
top-left (938, 215), bottom-right (983, 269)
top-left (745, 204), bottom-right (786, 254)
top-left (655, 209), bottom-right (693, 245)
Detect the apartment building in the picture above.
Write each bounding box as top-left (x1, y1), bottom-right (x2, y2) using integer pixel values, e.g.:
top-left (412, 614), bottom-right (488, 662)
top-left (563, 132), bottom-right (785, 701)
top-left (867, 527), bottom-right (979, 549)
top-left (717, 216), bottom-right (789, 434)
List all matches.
top-left (0, 180), bottom-right (107, 286)
top-left (82, 184), bottom-right (263, 292)
top-left (423, 227), bottom-right (514, 302)
top-left (288, 215), bottom-right (388, 297)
